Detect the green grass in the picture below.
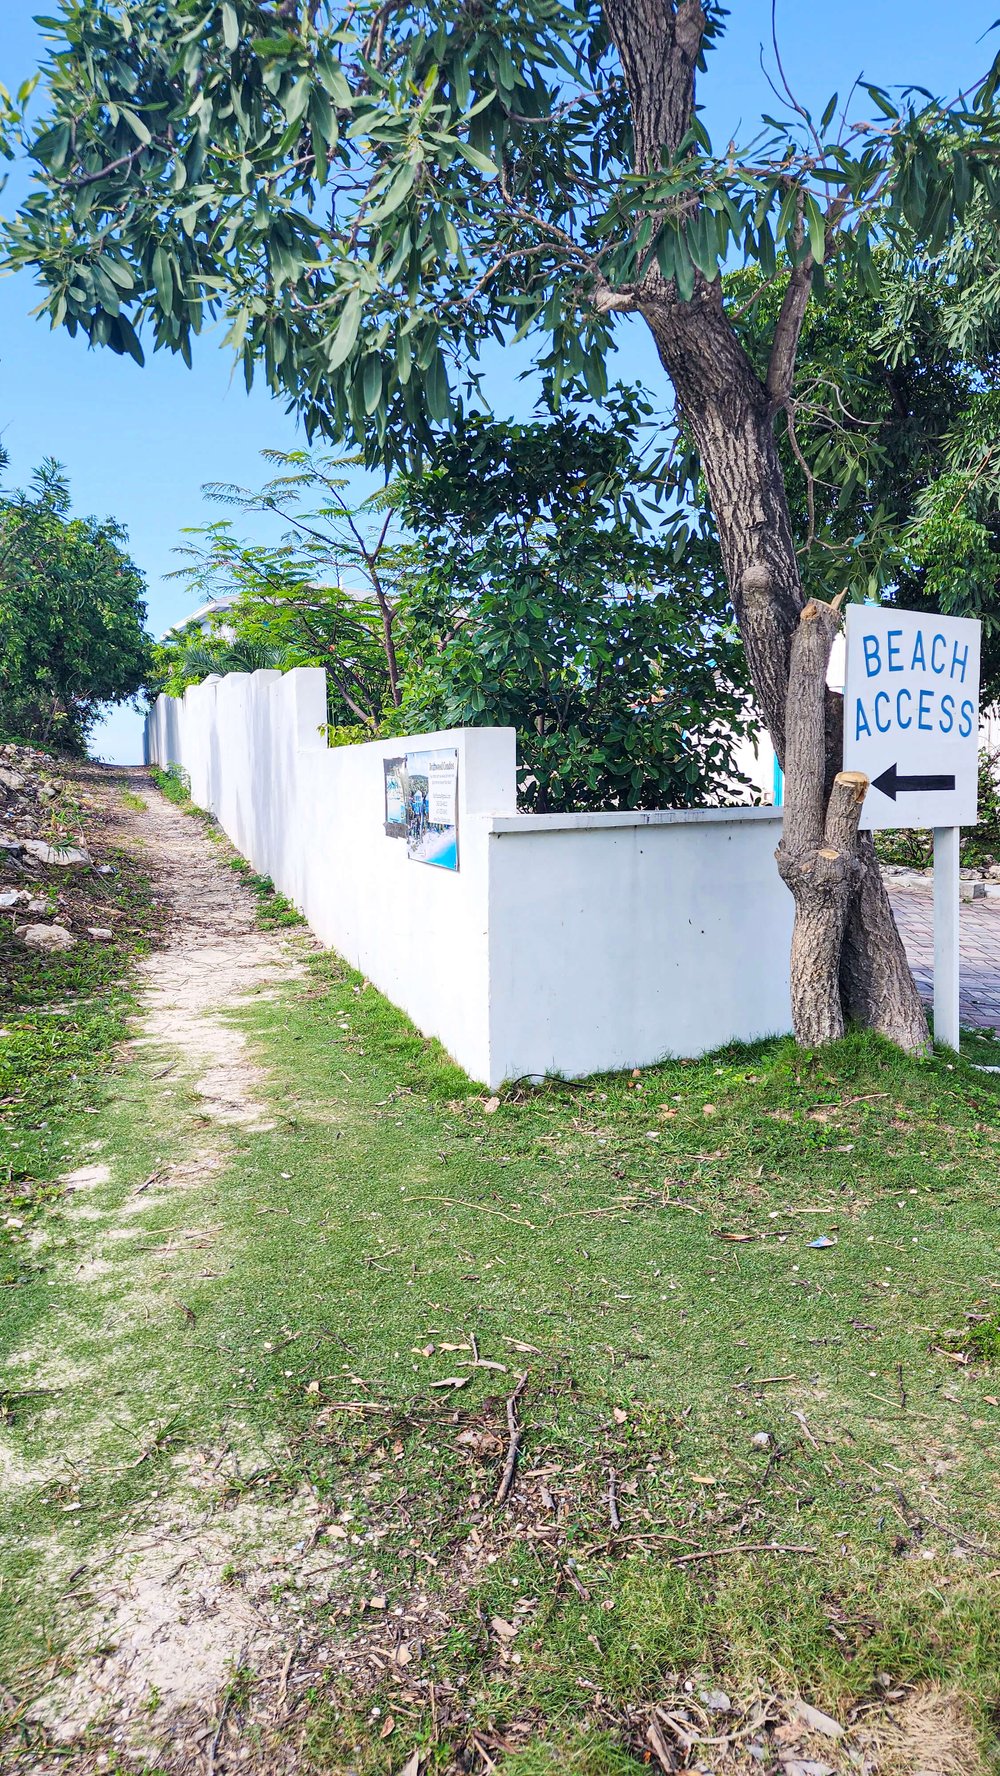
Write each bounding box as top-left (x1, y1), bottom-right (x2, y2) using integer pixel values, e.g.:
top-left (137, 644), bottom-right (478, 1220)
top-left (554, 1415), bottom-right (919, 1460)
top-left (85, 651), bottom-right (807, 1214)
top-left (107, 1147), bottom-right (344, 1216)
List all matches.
top-left (148, 762), bottom-right (191, 806)
top-left (0, 836), bottom-right (158, 1285)
top-left (2, 798), bottom-right (1000, 1769)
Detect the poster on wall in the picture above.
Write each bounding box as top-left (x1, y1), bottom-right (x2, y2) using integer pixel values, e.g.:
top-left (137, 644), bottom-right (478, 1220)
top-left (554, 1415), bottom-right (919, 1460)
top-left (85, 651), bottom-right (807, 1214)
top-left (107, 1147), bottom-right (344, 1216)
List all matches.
top-left (405, 747), bottom-right (459, 870)
top-left (383, 757), bottom-right (408, 838)
top-left (383, 747), bottom-right (460, 869)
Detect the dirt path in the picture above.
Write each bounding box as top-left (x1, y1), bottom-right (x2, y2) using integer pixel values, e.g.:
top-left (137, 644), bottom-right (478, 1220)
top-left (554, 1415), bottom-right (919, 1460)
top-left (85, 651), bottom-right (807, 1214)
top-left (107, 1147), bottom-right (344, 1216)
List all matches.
top-left (123, 769), bottom-right (300, 1128)
top-left (5, 771), bottom-right (328, 1772)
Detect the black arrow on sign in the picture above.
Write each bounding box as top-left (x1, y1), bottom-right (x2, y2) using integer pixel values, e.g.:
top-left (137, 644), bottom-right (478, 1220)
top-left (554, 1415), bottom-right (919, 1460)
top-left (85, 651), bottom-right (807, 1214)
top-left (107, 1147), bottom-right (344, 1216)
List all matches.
top-left (871, 762), bottom-right (956, 801)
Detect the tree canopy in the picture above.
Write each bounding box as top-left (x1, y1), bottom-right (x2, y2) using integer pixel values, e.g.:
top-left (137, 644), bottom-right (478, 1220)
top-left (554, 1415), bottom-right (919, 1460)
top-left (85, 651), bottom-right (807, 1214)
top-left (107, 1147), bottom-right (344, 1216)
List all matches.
top-left (8, 1), bottom-right (1000, 479)
top-left (398, 407), bottom-right (751, 811)
top-left (0, 459), bottom-right (153, 752)
top-left (166, 449), bottom-right (420, 725)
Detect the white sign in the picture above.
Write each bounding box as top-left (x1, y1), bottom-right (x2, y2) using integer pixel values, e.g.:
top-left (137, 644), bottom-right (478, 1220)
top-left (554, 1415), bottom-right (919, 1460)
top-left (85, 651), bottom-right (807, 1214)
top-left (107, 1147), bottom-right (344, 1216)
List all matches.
top-left (843, 606), bottom-right (981, 829)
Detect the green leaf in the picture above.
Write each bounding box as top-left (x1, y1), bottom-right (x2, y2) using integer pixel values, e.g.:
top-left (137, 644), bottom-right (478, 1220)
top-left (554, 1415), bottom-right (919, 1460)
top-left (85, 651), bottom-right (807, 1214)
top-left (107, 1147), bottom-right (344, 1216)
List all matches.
top-left (221, 1), bottom-right (239, 51)
top-left (283, 76), bottom-right (311, 127)
top-left (366, 159), bottom-right (416, 222)
top-left (362, 353), bottom-right (383, 413)
top-left (112, 312), bottom-right (144, 365)
top-left (455, 141), bottom-right (498, 177)
top-left (118, 106), bottom-right (151, 145)
top-left (152, 244), bottom-right (174, 313)
top-left (424, 349), bottom-right (450, 421)
top-left (327, 288), bottom-right (363, 372)
top-left (674, 243), bottom-right (695, 302)
top-left (99, 254), bottom-right (134, 291)
top-left (32, 122), bottom-right (70, 169)
top-left (803, 193), bottom-right (825, 264)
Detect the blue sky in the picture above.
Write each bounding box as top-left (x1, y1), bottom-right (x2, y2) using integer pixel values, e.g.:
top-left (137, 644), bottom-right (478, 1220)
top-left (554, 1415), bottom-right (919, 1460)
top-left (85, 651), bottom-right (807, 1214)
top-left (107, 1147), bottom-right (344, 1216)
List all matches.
top-left (0, 0), bottom-right (993, 761)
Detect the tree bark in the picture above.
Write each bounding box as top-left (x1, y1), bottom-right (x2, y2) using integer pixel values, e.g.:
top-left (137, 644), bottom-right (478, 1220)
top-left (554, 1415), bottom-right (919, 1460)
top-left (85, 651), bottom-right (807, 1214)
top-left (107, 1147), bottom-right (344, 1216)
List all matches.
top-left (599, 0), bottom-right (930, 1054)
top-left (775, 598), bottom-right (867, 1043)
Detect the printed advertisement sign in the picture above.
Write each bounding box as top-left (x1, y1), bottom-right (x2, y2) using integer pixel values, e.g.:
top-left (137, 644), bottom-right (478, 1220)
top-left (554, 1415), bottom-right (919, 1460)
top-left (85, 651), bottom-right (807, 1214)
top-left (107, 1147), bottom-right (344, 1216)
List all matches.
top-left (383, 748), bottom-right (459, 870)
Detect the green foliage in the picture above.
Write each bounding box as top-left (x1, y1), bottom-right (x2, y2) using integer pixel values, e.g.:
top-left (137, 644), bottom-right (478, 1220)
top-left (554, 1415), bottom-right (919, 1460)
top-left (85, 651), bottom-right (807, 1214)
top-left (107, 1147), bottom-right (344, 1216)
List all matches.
top-left (152, 631), bottom-right (298, 696)
top-left (160, 450), bottom-right (418, 727)
top-left (397, 407), bottom-right (751, 811)
top-left (148, 762), bottom-right (191, 805)
top-left (696, 256), bottom-right (1000, 706)
top-left (0, 782), bottom-right (157, 1282)
top-left (0, 460), bottom-right (153, 752)
top-left (938, 1309), bottom-right (1000, 1368)
top-left (8, 1), bottom-right (999, 478)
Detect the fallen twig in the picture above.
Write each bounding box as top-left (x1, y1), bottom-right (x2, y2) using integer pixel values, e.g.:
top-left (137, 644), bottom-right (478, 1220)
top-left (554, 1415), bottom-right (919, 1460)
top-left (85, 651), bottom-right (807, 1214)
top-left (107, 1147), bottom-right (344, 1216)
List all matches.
top-left (132, 1170), bottom-right (166, 1196)
top-left (411, 1194), bottom-right (536, 1229)
top-left (668, 1540), bottom-right (815, 1567)
top-left (276, 1640), bottom-right (296, 1716)
top-left (561, 1560), bottom-right (591, 1599)
top-left (734, 1374), bottom-right (798, 1390)
top-left (494, 1373), bottom-right (528, 1506)
top-left (608, 1465), bottom-right (621, 1533)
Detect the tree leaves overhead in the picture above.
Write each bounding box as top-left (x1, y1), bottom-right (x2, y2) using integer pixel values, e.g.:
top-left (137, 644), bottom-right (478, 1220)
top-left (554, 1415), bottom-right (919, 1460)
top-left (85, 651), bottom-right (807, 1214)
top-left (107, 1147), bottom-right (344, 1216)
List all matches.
top-left (7, 1), bottom-right (1000, 468)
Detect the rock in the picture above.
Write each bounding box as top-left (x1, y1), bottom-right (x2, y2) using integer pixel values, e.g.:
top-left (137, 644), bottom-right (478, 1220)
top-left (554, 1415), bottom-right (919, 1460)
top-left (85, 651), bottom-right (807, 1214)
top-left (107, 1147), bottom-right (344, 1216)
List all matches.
top-left (21, 839), bottom-right (91, 869)
top-left (0, 889), bottom-right (21, 910)
top-left (0, 838), bottom-right (23, 856)
top-left (792, 1699), bottom-right (844, 1739)
top-left (0, 768), bottom-right (26, 792)
top-left (750, 1430), bottom-right (773, 1450)
top-left (87, 927), bottom-right (113, 942)
top-left (15, 923), bottom-right (77, 953)
top-left (699, 1687), bottom-right (732, 1714)
top-left (25, 897), bottom-right (50, 915)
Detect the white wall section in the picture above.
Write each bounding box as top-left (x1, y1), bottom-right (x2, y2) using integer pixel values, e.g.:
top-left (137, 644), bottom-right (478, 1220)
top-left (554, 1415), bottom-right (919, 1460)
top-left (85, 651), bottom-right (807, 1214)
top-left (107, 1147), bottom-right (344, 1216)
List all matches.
top-left (146, 668), bottom-right (793, 1084)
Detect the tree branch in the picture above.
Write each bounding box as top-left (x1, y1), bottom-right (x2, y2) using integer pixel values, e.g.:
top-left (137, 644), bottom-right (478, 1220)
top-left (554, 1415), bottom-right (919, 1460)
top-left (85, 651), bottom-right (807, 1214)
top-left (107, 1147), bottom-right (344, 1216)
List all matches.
top-left (766, 254), bottom-right (813, 405)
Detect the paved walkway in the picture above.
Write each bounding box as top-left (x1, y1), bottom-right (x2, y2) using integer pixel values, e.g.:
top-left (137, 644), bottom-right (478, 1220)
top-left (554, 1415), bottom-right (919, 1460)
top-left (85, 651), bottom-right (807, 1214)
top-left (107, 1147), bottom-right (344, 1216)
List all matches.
top-left (888, 883), bottom-right (1000, 1030)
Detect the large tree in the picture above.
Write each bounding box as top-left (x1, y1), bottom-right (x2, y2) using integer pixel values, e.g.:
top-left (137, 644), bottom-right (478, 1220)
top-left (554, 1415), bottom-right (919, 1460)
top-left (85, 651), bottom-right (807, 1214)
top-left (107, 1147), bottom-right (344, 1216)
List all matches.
top-left (9, 0), bottom-right (1000, 1045)
top-left (0, 459), bottom-right (152, 752)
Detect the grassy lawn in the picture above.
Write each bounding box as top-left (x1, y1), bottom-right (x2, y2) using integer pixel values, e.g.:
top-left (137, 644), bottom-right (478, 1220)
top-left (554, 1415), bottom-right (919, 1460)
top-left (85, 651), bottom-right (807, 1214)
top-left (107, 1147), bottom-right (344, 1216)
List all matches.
top-left (0, 944), bottom-right (994, 1761)
top-left (1, 790), bottom-right (999, 1770)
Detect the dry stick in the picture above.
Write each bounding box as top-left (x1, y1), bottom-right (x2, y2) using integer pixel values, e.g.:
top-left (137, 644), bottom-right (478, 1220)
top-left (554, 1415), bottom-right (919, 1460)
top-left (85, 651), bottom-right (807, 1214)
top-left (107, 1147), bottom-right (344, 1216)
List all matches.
top-left (276, 1641), bottom-right (296, 1717)
top-left (494, 1373), bottom-right (529, 1507)
top-left (668, 1540), bottom-right (815, 1568)
top-left (411, 1194), bottom-right (537, 1229)
top-left (132, 1170), bottom-right (166, 1196)
top-left (608, 1466), bottom-right (621, 1533)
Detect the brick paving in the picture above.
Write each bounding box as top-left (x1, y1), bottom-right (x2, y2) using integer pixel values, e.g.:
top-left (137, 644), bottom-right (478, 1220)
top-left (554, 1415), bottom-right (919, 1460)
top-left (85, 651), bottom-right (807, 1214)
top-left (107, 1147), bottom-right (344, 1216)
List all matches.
top-left (888, 883), bottom-right (1000, 1030)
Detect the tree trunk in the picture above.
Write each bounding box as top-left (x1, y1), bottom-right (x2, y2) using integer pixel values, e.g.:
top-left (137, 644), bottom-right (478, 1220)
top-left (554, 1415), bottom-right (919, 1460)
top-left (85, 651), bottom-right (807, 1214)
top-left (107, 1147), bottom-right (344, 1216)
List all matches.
top-left (598, 0), bottom-right (931, 1053)
top-left (639, 283), bottom-right (930, 1053)
top-left (774, 597), bottom-right (868, 1043)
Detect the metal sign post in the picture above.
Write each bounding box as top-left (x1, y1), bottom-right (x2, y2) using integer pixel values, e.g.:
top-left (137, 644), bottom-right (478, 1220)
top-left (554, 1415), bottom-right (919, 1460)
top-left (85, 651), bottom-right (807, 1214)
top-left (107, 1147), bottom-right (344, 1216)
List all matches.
top-left (843, 607), bottom-right (982, 1050)
top-left (933, 826), bottom-right (961, 1050)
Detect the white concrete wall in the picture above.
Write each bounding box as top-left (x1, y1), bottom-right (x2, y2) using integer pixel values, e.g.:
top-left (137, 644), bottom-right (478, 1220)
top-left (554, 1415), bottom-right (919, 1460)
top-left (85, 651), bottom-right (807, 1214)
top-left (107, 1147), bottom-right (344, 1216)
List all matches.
top-left (146, 670), bottom-right (793, 1084)
top-left (486, 808), bottom-right (792, 1079)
